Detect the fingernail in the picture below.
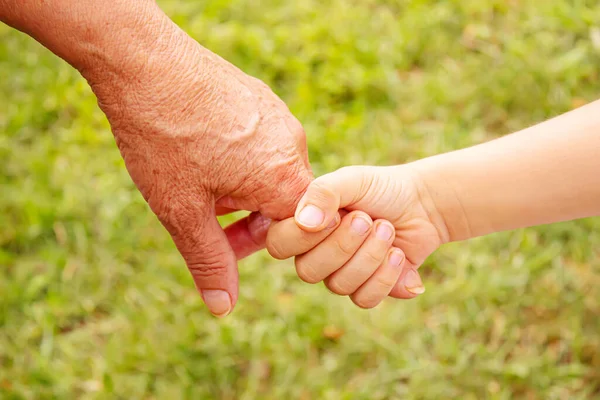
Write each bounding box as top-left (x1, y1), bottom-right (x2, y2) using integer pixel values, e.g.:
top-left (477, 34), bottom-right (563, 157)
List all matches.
top-left (297, 205), bottom-right (325, 228)
top-left (351, 216), bottom-right (371, 235)
top-left (404, 270), bottom-right (425, 295)
top-left (247, 212), bottom-right (272, 242)
top-left (248, 212), bottom-right (272, 231)
top-left (201, 290), bottom-right (231, 317)
top-left (327, 215), bottom-right (340, 229)
top-left (376, 223), bottom-right (394, 241)
top-left (388, 250), bottom-right (404, 267)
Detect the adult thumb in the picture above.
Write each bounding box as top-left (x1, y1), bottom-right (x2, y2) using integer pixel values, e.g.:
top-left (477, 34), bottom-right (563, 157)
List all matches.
top-left (294, 166), bottom-right (378, 232)
top-left (158, 193), bottom-right (238, 318)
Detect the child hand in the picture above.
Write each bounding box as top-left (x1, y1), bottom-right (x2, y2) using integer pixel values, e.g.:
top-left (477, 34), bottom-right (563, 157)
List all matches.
top-left (267, 210), bottom-right (411, 309)
top-left (291, 165), bottom-right (446, 299)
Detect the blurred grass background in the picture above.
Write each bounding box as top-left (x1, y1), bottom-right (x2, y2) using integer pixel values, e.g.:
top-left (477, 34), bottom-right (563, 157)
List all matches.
top-left (1, 0), bottom-right (600, 399)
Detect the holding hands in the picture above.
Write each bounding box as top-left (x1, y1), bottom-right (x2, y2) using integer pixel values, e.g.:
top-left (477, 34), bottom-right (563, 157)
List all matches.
top-left (3, 0), bottom-right (599, 317)
top-left (267, 166), bottom-right (437, 308)
top-left (265, 98), bottom-right (600, 310)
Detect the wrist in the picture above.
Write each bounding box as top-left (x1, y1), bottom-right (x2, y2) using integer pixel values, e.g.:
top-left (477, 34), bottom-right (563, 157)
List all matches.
top-left (408, 155), bottom-right (474, 243)
top-left (68, 2), bottom-right (178, 85)
top-left (4, 0), bottom-right (190, 95)
top-left (2, 1), bottom-right (161, 73)
top-left (66, 2), bottom-right (209, 129)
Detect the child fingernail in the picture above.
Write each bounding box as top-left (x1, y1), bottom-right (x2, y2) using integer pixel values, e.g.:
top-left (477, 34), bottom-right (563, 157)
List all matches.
top-left (389, 250), bottom-right (404, 267)
top-left (297, 205), bottom-right (325, 227)
top-left (351, 216), bottom-right (371, 235)
top-left (376, 223), bottom-right (394, 241)
top-left (201, 289), bottom-right (232, 317)
top-left (404, 270), bottom-right (425, 295)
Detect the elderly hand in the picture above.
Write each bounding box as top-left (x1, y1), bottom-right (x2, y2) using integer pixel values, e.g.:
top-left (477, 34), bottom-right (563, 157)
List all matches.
top-left (1, 0), bottom-right (312, 317)
top-left (88, 21), bottom-right (312, 318)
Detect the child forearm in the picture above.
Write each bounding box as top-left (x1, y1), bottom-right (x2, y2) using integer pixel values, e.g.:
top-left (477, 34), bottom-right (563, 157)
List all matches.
top-left (413, 100), bottom-right (600, 242)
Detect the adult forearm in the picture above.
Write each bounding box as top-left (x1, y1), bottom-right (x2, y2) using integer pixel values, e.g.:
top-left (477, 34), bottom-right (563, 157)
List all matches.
top-left (415, 100), bottom-right (600, 242)
top-left (0, 0), bottom-right (224, 129)
top-left (0, 1), bottom-right (182, 84)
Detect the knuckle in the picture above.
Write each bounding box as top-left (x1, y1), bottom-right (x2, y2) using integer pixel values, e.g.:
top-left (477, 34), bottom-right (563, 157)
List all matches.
top-left (376, 273), bottom-right (399, 289)
top-left (177, 234), bottom-right (232, 280)
top-left (307, 180), bottom-right (336, 204)
top-left (363, 248), bottom-right (384, 264)
top-left (295, 258), bottom-right (320, 284)
top-left (332, 238), bottom-right (357, 258)
top-left (297, 231), bottom-right (319, 251)
top-left (309, 178), bottom-right (330, 194)
top-left (293, 123), bottom-right (306, 141)
top-left (266, 233), bottom-right (288, 260)
top-left (352, 296), bottom-right (378, 309)
top-left (186, 254), bottom-right (228, 279)
top-left (326, 276), bottom-right (354, 296)
top-left (153, 196), bottom-right (200, 236)
top-left (261, 165), bottom-right (311, 220)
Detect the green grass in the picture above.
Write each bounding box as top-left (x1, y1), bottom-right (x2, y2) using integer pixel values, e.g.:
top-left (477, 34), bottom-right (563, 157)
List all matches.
top-left (1, 0), bottom-right (600, 398)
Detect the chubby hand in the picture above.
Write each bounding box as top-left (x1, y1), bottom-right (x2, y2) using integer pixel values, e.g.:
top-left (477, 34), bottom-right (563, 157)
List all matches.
top-left (267, 210), bottom-right (410, 308)
top-left (268, 165), bottom-right (447, 304)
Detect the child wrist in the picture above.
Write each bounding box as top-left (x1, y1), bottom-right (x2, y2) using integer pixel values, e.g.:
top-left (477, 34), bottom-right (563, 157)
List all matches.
top-left (408, 160), bottom-right (472, 243)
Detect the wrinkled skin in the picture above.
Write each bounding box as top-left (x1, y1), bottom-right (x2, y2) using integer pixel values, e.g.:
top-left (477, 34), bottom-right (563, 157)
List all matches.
top-left (1, 0), bottom-right (422, 317)
top-left (86, 28), bottom-right (312, 315)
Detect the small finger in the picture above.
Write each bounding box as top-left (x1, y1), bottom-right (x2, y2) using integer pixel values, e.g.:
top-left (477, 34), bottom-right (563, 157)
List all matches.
top-left (294, 211), bottom-right (373, 284)
top-left (350, 248), bottom-right (405, 309)
top-left (388, 266), bottom-right (426, 299)
top-left (266, 211), bottom-right (343, 260)
top-left (324, 219), bottom-right (395, 295)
